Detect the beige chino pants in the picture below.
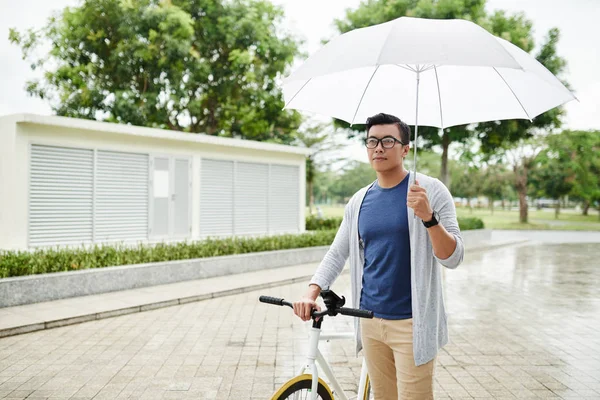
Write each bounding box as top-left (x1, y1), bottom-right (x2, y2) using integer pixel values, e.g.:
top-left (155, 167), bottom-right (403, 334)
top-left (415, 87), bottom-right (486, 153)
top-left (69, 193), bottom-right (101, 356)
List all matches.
top-left (360, 318), bottom-right (436, 400)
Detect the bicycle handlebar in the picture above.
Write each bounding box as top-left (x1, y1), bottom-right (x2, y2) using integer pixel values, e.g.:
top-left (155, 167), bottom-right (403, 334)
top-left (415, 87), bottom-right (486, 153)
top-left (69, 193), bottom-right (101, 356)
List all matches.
top-left (259, 296), bottom-right (292, 308)
top-left (259, 295), bottom-right (373, 319)
top-left (337, 307), bottom-right (374, 319)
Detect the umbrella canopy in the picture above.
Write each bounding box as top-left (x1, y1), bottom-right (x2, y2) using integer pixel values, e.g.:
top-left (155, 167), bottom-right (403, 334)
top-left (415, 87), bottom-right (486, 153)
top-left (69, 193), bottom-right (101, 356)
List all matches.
top-left (283, 17), bottom-right (576, 129)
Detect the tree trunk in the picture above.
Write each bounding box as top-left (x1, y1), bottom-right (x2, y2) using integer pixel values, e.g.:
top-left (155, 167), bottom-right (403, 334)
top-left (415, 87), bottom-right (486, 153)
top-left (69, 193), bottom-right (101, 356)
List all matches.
top-left (308, 181), bottom-right (314, 214)
top-left (467, 198), bottom-right (473, 214)
top-left (501, 198), bottom-right (506, 211)
top-left (555, 198), bottom-right (560, 219)
top-left (440, 129), bottom-right (450, 187)
top-left (519, 190), bottom-right (528, 223)
top-left (489, 197), bottom-right (494, 215)
top-left (583, 200), bottom-right (590, 216)
top-left (515, 165), bottom-right (528, 223)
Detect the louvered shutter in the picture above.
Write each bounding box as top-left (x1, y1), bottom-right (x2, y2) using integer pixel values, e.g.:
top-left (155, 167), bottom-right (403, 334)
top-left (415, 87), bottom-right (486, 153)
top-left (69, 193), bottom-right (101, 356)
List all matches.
top-left (269, 165), bottom-right (300, 233)
top-left (235, 162), bottom-right (269, 235)
top-left (95, 150), bottom-right (149, 242)
top-left (29, 145), bottom-right (94, 247)
top-left (200, 159), bottom-right (234, 236)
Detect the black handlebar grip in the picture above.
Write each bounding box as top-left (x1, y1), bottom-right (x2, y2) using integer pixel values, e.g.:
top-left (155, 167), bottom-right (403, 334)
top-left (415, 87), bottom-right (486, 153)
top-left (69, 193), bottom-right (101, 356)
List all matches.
top-left (338, 307), bottom-right (374, 319)
top-left (259, 296), bottom-right (285, 306)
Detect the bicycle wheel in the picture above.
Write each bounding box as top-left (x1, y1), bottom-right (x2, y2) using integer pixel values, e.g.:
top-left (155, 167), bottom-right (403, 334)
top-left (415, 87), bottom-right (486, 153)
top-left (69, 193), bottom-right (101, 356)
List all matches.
top-left (271, 374), bottom-right (334, 400)
top-left (363, 374), bottom-right (372, 400)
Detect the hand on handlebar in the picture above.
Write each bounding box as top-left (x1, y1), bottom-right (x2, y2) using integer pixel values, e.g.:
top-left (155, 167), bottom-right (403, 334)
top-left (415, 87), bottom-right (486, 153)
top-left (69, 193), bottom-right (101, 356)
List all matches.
top-left (293, 297), bottom-right (321, 322)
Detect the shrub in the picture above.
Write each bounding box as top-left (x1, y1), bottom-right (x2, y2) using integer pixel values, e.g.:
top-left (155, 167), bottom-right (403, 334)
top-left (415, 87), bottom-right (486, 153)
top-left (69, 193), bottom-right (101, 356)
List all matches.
top-left (0, 230), bottom-right (337, 279)
top-left (306, 215), bottom-right (343, 230)
top-left (457, 217), bottom-right (485, 230)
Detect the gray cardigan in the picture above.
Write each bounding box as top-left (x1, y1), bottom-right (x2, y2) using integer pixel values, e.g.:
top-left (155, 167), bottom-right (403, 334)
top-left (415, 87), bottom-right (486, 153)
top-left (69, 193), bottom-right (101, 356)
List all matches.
top-left (310, 172), bottom-right (464, 366)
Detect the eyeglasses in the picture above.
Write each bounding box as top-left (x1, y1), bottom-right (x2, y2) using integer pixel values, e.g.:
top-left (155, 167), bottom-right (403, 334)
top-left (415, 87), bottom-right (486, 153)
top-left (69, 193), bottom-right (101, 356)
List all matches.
top-left (364, 136), bottom-right (405, 149)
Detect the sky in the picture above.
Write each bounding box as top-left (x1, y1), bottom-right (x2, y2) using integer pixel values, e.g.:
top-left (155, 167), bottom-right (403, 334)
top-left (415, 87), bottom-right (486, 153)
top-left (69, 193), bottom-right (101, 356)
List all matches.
top-left (1, 0), bottom-right (598, 164)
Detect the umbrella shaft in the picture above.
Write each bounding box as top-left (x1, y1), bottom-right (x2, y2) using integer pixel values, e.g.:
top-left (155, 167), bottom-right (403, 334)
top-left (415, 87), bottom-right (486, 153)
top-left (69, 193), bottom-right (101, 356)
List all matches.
top-left (413, 71), bottom-right (420, 184)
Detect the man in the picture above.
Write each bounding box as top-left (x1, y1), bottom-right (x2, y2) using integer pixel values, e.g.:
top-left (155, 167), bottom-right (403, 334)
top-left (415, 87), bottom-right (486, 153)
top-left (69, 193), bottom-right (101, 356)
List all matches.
top-left (293, 113), bottom-right (464, 400)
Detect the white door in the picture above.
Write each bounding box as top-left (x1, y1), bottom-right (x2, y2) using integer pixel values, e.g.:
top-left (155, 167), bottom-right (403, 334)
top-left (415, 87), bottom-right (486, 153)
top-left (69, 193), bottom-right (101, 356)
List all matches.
top-left (150, 156), bottom-right (191, 240)
top-left (173, 158), bottom-right (191, 237)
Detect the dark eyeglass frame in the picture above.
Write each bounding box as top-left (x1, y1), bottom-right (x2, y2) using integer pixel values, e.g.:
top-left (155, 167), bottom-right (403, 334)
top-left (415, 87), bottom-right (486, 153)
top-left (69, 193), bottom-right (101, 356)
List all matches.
top-left (364, 136), bottom-right (406, 149)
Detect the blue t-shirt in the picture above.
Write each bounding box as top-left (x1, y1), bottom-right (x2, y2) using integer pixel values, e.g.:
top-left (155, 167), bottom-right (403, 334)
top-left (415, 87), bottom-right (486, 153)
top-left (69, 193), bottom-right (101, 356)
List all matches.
top-left (358, 174), bottom-right (412, 319)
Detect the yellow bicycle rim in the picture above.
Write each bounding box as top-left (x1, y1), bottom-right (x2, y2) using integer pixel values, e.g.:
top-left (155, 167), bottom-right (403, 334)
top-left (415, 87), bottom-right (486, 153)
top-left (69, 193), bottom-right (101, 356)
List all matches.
top-left (270, 373), bottom-right (334, 400)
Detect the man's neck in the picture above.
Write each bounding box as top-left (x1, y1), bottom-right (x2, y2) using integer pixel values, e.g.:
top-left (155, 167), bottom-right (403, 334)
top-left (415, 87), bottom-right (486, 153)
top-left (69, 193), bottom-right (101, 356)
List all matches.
top-left (376, 166), bottom-right (409, 188)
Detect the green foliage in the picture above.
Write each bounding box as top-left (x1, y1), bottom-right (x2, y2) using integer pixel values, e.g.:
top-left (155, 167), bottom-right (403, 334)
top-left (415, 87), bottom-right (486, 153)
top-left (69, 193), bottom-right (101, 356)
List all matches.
top-left (306, 215), bottom-right (343, 231)
top-left (481, 163), bottom-right (514, 204)
top-left (0, 231), bottom-right (337, 279)
top-left (450, 166), bottom-right (485, 202)
top-left (532, 130), bottom-right (600, 209)
top-left (9, 0), bottom-right (302, 143)
top-left (306, 214), bottom-right (484, 231)
top-left (295, 122), bottom-right (343, 210)
top-left (329, 161), bottom-right (377, 202)
top-left (457, 217), bottom-right (485, 230)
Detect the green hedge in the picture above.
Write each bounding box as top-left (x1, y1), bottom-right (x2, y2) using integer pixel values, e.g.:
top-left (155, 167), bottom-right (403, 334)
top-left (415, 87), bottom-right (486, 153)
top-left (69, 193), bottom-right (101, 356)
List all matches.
top-left (1, 216), bottom-right (485, 279)
top-left (307, 215), bottom-right (484, 231)
top-left (306, 215), bottom-right (343, 231)
top-left (0, 231), bottom-right (337, 279)
top-left (457, 217), bottom-right (485, 230)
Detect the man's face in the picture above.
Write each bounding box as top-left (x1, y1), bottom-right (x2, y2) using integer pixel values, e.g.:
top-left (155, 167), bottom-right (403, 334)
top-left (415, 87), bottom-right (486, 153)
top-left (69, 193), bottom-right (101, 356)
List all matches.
top-left (366, 124), bottom-right (410, 173)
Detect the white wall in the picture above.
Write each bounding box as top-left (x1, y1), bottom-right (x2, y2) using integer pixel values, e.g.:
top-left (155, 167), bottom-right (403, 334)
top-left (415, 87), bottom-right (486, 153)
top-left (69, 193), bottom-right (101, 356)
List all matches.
top-left (0, 116), bottom-right (18, 250)
top-left (2, 119), bottom-right (306, 250)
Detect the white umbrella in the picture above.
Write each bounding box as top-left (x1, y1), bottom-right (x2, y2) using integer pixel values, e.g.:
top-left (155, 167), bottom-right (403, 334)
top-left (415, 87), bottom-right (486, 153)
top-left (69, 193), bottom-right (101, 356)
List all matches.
top-left (282, 16), bottom-right (577, 177)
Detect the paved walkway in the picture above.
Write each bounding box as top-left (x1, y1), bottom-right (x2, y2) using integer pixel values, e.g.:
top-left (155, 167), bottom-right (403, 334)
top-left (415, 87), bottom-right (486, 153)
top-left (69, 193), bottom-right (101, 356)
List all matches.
top-left (0, 232), bottom-right (599, 399)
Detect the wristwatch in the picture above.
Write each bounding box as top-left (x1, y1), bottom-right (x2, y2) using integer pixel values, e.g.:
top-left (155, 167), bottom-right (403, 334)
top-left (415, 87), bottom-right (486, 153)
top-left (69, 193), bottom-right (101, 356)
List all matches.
top-left (422, 210), bottom-right (439, 228)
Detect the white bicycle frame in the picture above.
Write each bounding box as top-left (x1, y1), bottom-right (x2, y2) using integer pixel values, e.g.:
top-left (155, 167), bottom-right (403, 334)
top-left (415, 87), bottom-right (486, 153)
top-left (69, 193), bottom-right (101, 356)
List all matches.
top-left (295, 329), bottom-right (369, 400)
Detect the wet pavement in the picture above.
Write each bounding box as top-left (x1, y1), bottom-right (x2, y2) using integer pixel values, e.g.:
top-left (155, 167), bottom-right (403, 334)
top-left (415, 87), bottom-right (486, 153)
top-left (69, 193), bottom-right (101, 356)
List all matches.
top-left (0, 237), bottom-right (599, 399)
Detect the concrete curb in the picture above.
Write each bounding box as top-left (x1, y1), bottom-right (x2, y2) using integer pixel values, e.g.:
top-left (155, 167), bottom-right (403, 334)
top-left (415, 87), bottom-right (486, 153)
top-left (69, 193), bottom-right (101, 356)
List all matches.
top-left (0, 273), bottom-right (315, 339)
top-left (0, 246), bottom-right (330, 308)
top-left (466, 239), bottom-right (530, 253)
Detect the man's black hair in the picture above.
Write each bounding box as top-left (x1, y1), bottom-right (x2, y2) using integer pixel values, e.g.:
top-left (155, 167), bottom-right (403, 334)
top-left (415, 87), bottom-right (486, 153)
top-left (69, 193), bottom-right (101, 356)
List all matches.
top-left (365, 113), bottom-right (410, 144)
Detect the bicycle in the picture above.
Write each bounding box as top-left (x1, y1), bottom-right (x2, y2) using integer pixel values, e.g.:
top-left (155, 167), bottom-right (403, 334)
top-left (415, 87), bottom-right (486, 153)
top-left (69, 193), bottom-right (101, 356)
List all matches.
top-left (259, 289), bottom-right (374, 400)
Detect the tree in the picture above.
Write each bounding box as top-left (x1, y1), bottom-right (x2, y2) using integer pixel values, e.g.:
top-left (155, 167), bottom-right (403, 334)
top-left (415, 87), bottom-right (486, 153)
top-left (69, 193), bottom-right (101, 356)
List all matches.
top-left (530, 153), bottom-right (573, 219)
top-left (536, 130), bottom-right (600, 218)
top-left (477, 27), bottom-right (569, 223)
top-left (313, 167), bottom-right (337, 205)
top-left (9, 0), bottom-right (302, 143)
top-left (294, 122), bottom-right (342, 213)
top-left (481, 163), bottom-right (512, 214)
top-left (403, 149), bottom-right (442, 179)
top-left (500, 139), bottom-right (543, 223)
top-left (329, 161), bottom-right (377, 203)
top-left (450, 165), bottom-right (485, 213)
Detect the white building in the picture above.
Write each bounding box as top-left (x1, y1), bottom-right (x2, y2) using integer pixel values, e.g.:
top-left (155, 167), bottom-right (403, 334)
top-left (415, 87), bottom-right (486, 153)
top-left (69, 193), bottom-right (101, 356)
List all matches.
top-left (0, 114), bottom-right (309, 251)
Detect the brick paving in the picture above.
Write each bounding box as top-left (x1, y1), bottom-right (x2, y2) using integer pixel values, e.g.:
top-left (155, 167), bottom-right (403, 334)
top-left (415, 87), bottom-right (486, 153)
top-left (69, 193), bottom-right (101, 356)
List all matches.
top-left (0, 242), bottom-right (599, 399)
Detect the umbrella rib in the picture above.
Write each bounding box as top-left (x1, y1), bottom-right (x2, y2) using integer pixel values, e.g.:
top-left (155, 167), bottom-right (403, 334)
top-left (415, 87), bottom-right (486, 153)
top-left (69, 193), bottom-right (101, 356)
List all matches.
top-left (433, 65), bottom-right (444, 129)
top-left (396, 64), bottom-right (417, 73)
top-left (283, 78), bottom-right (312, 110)
top-left (350, 65), bottom-right (381, 126)
top-left (493, 67), bottom-right (533, 122)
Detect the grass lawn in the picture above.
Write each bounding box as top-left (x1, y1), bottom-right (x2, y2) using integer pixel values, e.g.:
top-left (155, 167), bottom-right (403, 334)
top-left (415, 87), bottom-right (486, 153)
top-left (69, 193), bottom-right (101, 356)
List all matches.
top-left (308, 205), bottom-right (600, 231)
